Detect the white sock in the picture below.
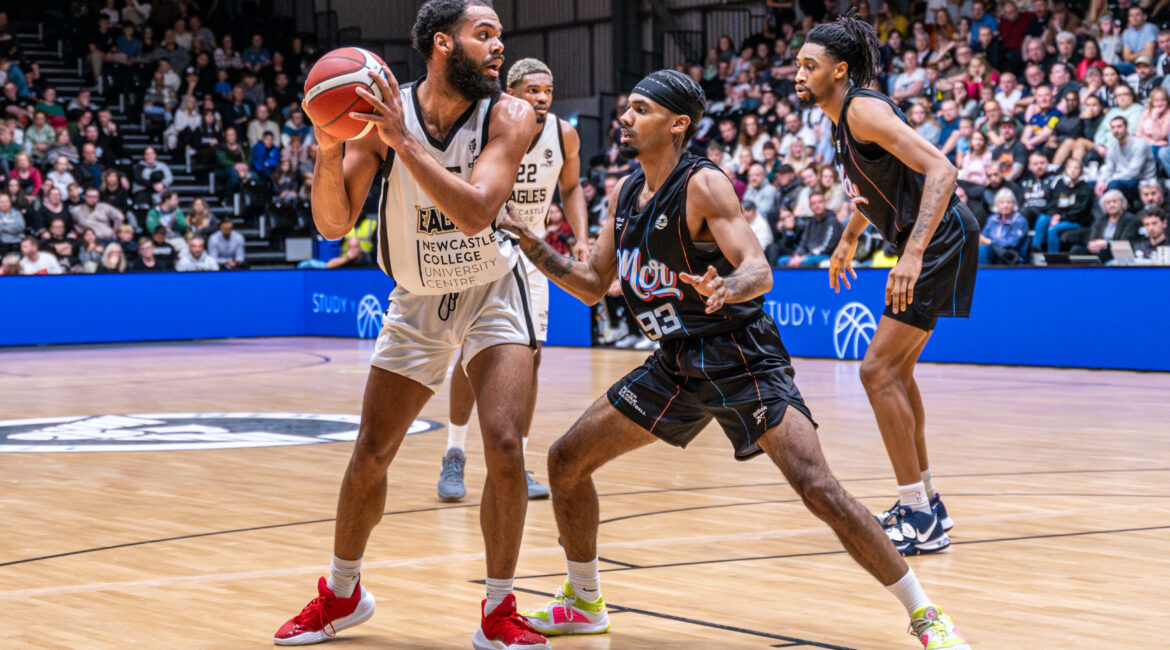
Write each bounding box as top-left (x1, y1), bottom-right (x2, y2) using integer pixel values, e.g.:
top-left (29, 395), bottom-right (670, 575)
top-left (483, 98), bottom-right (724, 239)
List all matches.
top-left (920, 469), bottom-right (936, 499)
top-left (522, 436), bottom-right (529, 455)
top-left (326, 555), bottom-right (362, 599)
top-left (887, 569), bottom-right (932, 615)
top-left (898, 481), bottom-right (931, 514)
top-left (484, 577), bottom-right (514, 615)
top-left (446, 422), bottom-right (468, 451)
top-left (567, 557), bottom-right (601, 602)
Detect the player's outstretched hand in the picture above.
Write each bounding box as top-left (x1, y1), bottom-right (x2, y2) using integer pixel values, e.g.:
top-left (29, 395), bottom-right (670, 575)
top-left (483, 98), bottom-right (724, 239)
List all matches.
top-left (886, 253), bottom-right (923, 314)
top-left (351, 70), bottom-right (407, 149)
top-left (680, 265), bottom-right (727, 314)
top-left (828, 239), bottom-right (858, 293)
top-left (572, 240), bottom-right (590, 262)
top-left (498, 203), bottom-right (531, 239)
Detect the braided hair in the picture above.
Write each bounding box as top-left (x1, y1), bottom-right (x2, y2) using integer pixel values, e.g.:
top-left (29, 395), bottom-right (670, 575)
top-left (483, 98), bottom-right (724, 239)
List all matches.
top-left (805, 10), bottom-right (880, 90)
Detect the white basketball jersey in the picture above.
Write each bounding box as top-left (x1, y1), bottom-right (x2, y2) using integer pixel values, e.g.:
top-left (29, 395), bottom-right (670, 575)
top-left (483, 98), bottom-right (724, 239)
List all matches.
top-left (508, 114), bottom-right (565, 238)
top-left (375, 81), bottom-right (517, 295)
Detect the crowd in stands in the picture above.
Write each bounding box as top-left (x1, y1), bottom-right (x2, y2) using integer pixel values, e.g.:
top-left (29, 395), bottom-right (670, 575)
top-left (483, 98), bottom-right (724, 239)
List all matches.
top-left (574, 0), bottom-right (1170, 277)
top-left (6, 0), bottom-right (1170, 282)
top-left (582, 0), bottom-right (1170, 346)
top-left (0, 3), bottom-right (316, 276)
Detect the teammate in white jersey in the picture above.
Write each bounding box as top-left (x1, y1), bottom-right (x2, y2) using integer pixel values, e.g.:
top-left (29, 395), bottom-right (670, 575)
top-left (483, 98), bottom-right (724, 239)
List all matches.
top-left (273, 3), bottom-right (550, 649)
top-left (438, 58), bottom-right (590, 503)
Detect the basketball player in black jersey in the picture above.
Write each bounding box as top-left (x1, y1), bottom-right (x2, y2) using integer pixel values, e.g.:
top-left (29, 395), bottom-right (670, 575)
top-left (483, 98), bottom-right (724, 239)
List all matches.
top-left (498, 69), bottom-right (970, 650)
top-left (796, 14), bottom-right (979, 561)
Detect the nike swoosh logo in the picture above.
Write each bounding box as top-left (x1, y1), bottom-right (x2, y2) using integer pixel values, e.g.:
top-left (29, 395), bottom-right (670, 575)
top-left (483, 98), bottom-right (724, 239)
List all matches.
top-left (915, 517), bottom-right (936, 540)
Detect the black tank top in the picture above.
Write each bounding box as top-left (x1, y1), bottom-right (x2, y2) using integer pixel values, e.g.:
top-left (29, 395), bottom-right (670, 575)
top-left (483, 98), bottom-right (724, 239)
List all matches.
top-left (833, 88), bottom-right (961, 248)
top-left (613, 151), bottom-right (763, 342)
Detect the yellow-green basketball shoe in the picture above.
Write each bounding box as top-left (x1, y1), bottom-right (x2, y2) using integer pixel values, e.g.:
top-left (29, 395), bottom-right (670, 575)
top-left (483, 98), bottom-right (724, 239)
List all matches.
top-left (910, 606), bottom-right (971, 649)
top-left (520, 580), bottom-right (610, 636)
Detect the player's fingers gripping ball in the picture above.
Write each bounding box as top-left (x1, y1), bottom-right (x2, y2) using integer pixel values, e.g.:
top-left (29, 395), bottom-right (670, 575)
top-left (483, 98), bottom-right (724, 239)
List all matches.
top-left (303, 47), bottom-right (393, 140)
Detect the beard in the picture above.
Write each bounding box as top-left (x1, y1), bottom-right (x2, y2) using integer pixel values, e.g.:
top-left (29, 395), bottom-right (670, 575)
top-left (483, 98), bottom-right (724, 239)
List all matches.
top-left (447, 41), bottom-right (501, 101)
top-left (796, 84), bottom-right (818, 105)
top-left (618, 143), bottom-right (639, 159)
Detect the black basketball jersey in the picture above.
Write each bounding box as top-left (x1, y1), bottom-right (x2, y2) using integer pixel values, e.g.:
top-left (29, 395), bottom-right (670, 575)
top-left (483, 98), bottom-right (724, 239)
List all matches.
top-left (613, 151), bottom-right (763, 342)
top-left (833, 88), bottom-right (962, 248)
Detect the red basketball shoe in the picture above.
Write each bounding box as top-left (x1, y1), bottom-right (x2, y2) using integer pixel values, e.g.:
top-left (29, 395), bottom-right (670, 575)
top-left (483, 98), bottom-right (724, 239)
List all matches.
top-left (472, 594), bottom-right (551, 650)
top-left (273, 576), bottom-right (375, 645)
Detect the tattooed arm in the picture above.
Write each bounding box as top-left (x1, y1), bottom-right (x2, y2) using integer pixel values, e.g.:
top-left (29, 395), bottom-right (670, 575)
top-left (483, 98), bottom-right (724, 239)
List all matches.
top-left (496, 178), bottom-right (624, 305)
top-left (679, 168), bottom-right (773, 313)
top-left (847, 96), bottom-right (957, 314)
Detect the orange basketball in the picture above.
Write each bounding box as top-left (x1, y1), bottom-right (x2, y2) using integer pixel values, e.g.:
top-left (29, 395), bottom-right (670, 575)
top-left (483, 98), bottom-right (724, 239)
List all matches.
top-left (303, 47), bottom-right (392, 141)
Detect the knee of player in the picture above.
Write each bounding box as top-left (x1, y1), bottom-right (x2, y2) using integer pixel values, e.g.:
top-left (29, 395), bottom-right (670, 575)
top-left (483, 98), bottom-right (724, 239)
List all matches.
top-left (795, 475), bottom-right (846, 519)
top-left (547, 437), bottom-right (584, 480)
top-left (350, 438), bottom-right (397, 475)
top-left (858, 356), bottom-right (898, 389)
top-left (481, 429), bottom-right (524, 464)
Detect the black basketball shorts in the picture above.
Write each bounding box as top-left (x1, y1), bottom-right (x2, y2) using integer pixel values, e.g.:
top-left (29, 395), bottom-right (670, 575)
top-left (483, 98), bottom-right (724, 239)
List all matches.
top-left (885, 201), bottom-right (980, 332)
top-left (605, 314), bottom-right (815, 461)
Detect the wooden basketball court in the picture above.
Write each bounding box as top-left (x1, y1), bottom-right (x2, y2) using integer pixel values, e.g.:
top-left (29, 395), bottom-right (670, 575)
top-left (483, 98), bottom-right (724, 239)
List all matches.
top-left (1, 337), bottom-right (1167, 648)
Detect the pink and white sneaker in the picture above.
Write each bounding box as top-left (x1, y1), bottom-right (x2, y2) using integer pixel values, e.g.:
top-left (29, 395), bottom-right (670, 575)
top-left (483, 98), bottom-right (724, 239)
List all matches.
top-left (520, 580), bottom-right (610, 636)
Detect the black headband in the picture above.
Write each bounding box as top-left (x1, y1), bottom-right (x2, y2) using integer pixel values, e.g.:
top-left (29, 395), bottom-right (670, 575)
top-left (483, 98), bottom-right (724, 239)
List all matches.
top-left (631, 73), bottom-right (704, 126)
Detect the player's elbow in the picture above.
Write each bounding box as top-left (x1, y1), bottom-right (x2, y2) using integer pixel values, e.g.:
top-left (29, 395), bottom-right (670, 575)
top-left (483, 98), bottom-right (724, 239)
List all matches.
top-left (933, 161), bottom-right (958, 185)
top-left (454, 206), bottom-right (498, 237)
top-left (316, 221), bottom-right (350, 241)
top-left (458, 217), bottom-right (495, 237)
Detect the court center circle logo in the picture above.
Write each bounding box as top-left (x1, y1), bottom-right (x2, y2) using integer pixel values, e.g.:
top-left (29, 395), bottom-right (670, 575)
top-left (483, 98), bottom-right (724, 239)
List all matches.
top-left (356, 294), bottom-right (383, 338)
top-left (0, 413), bottom-right (443, 453)
top-left (833, 302), bottom-right (877, 360)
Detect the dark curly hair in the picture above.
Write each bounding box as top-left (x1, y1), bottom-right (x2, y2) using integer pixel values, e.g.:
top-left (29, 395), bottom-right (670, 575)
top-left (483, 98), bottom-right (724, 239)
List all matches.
top-left (805, 10), bottom-right (880, 89)
top-left (411, 0), bottom-right (495, 60)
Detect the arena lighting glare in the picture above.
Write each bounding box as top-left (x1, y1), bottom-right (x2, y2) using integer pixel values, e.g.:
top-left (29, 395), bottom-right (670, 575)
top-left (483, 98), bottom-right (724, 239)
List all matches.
top-left (568, 114), bottom-right (579, 127)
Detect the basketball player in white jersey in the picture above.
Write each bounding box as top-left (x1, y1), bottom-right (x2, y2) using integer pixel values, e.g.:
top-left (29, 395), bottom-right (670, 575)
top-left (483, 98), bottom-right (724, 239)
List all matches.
top-left (438, 57), bottom-right (590, 503)
top-left (273, 2), bottom-right (550, 649)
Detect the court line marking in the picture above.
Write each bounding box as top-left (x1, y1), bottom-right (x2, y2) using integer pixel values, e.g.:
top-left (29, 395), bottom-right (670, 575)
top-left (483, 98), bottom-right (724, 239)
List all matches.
top-left (508, 523), bottom-right (1170, 581)
top-left (508, 584), bottom-right (851, 650)
top-left (597, 555), bottom-right (641, 569)
top-left (3, 467), bottom-right (1168, 567)
top-left (598, 492), bottom-right (1170, 526)
top-left (4, 517), bottom-right (1167, 601)
top-left (0, 352), bottom-right (334, 391)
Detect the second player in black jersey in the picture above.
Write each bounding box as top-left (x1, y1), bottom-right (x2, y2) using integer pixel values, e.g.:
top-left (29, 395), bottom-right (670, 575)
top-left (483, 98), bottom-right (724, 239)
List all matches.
top-left (612, 150), bottom-right (763, 341)
top-left (797, 12), bottom-right (979, 570)
top-left (497, 68), bottom-right (970, 649)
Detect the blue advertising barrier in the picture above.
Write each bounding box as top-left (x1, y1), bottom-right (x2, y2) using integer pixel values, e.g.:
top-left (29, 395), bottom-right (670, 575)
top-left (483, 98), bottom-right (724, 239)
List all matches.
top-left (3, 270), bottom-right (305, 346)
top-left (2, 267), bottom-right (1166, 370)
top-left (763, 267), bottom-right (1170, 371)
top-left (2, 268), bottom-right (592, 348)
top-left (300, 269), bottom-right (592, 346)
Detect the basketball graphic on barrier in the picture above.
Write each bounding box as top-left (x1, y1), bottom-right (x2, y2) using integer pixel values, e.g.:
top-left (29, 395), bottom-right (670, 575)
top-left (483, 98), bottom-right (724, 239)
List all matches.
top-left (833, 301), bottom-right (877, 359)
top-left (356, 294), bottom-right (383, 338)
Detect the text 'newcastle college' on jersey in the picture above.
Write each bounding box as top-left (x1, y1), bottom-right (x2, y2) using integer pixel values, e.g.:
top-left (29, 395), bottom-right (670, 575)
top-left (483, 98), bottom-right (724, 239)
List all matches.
top-left (377, 81), bottom-right (518, 295)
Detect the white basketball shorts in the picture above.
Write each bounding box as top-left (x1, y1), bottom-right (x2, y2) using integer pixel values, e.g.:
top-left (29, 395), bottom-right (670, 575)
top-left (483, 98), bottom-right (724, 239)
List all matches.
top-left (520, 254), bottom-right (549, 343)
top-left (370, 263), bottom-right (537, 391)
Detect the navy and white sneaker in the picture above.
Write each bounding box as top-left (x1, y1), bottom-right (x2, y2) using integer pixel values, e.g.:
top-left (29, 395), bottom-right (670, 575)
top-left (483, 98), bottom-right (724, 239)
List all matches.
top-left (876, 499), bottom-right (901, 527)
top-left (930, 493), bottom-right (954, 531)
top-left (876, 495), bottom-right (954, 532)
top-left (883, 505), bottom-right (951, 556)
